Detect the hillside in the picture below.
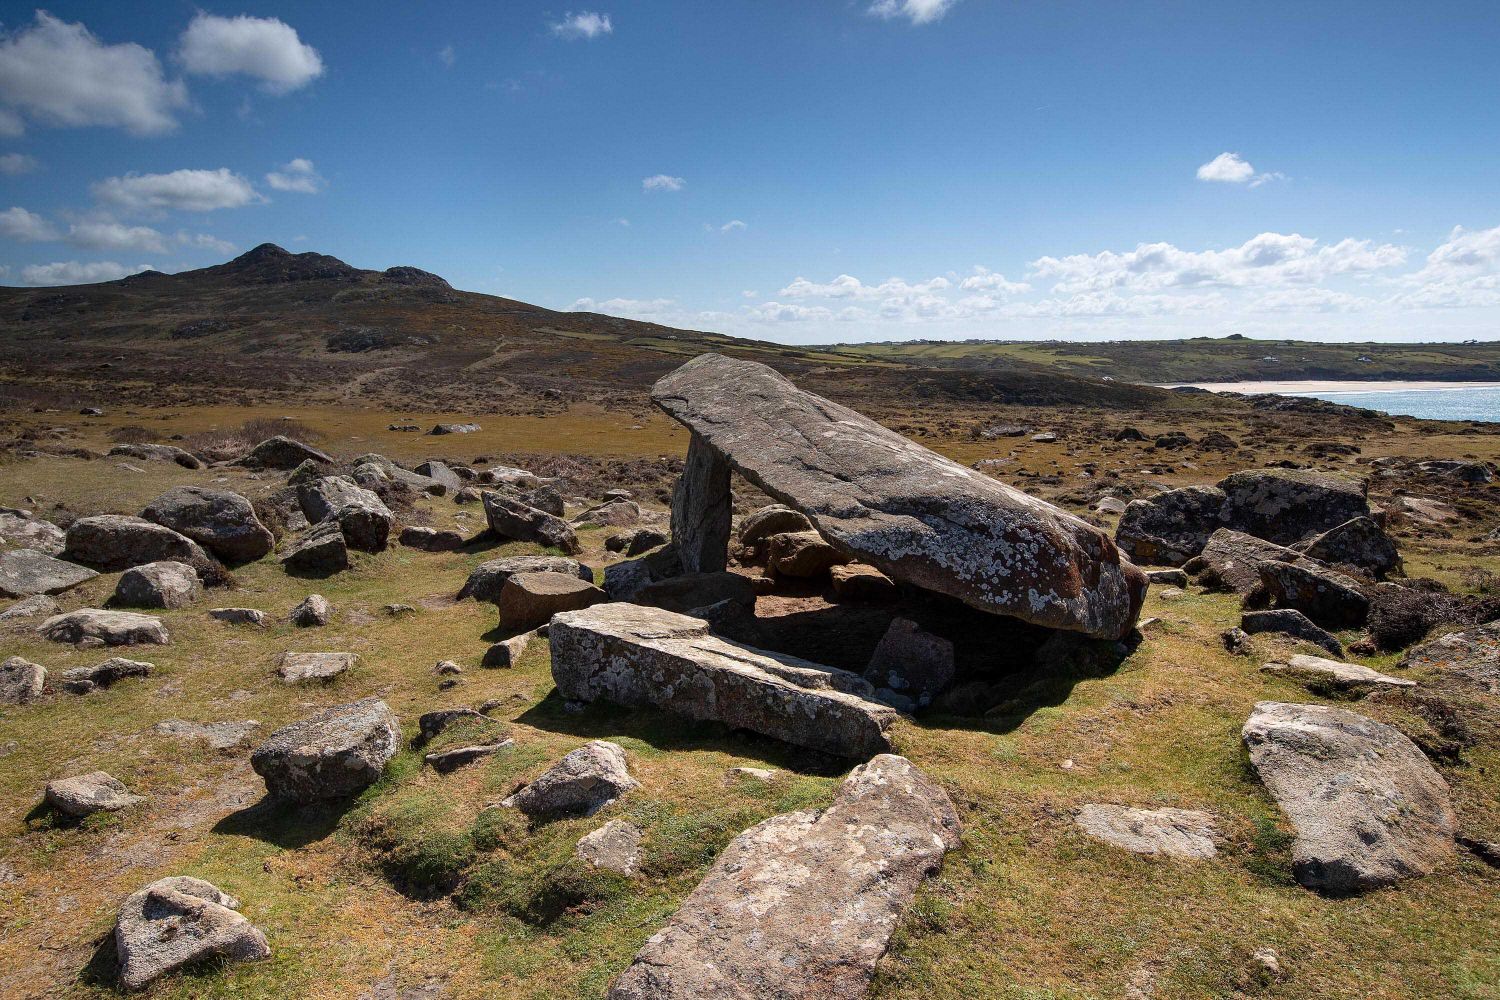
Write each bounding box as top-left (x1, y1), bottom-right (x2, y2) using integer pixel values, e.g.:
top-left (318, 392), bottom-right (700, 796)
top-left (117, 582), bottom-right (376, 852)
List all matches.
top-left (0, 245), bottom-right (1169, 415)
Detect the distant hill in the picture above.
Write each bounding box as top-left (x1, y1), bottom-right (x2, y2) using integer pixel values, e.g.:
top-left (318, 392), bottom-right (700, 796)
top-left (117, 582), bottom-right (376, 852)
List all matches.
top-left (824, 335), bottom-right (1500, 384)
top-left (0, 244), bottom-right (1173, 413)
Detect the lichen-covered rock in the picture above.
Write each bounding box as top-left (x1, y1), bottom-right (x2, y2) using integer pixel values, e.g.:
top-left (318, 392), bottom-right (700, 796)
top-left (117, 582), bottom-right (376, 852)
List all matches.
top-left (1074, 805), bottom-right (1218, 859)
top-left (114, 876), bottom-right (270, 990)
top-left (606, 754), bottom-right (959, 1000)
top-left (1242, 701), bottom-right (1456, 892)
top-left (1187, 528), bottom-right (1315, 596)
top-left (1217, 468), bottom-right (1370, 546)
top-left (551, 603), bottom-right (896, 758)
top-left (1262, 654), bottom-right (1415, 693)
top-left (44, 770), bottom-right (143, 818)
top-left (1115, 486), bottom-right (1228, 567)
top-left (141, 487), bottom-right (274, 564)
top-left (0, 593), bottom-right (59, 623)
top-left (279, 521), bottom-right (348, 575)
top-left (576, 819), bottom-right (644, 875)
top-left (497, 571), bottom-right (607, 632)
top-left (1295, 516), bottom-right (1401, 579)
top-left (0, 655), bottom-right (45, 704)
top-left (58, 657), bottom-right (154, 693)
top-left (40, 609), bottom-right (169, 647)
top-left (482, 491), bottom-right (580, 555)
top-left (1256, 561), bottom-right (1371, 630)
top-left (1400, 621), bottom-right (1500, 694)
top-left (457, 555), bottom-right (593, 603)
top-left (864, 617), bottom-right (955, 704)
top-left (767, 529), bottom-right (847, 577)
top-left (1239, 609), bottom-right (1344, 658)
top-left (107, 442), bottom-right (203, 470)
top-left (501, 740), bottom-right (639, 817)
top-left (652, 354), bottom-right (1145, 639)
top-left (63, 515), bottom-right (215, 573)
top-left (0, 510), bottom-right (65, 555)
top-left (250, 698), bottom-right (399, 802)
top-left (113, 561), bottom-right (202, 609)
top-left (398, 526), bottom-right (465, 551)
top-left (290, 594), bottom-right (330, 626)
top-left (0, 548), bottom-right (98, 598)
top-left (296, 477), bottom-right (393, 553)
top-left (237, 435), bottom-right (334, 470)
top-left (276, 651), bottom-right (355, 684)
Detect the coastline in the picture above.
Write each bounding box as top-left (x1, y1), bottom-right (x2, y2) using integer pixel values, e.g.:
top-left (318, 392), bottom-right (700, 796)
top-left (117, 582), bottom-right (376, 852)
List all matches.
top-left (1157, 379), bottom-right (1500, 395)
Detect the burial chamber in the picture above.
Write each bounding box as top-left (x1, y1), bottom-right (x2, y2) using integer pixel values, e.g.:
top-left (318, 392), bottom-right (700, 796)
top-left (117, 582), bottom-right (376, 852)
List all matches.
top-left (651, 353), bottom-right (1147, 641)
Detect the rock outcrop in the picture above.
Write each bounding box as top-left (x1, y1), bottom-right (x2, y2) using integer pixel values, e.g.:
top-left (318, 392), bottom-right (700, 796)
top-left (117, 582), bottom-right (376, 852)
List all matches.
top-left (1401, 621), bottom-right (1500, 694)
top-left (457, 554), bottom-right (593, 603)
top-left (238, 436), bottom-right (334, 470)
top-left (44, 771), bottom-right (143, 818)
top-left (501, 740), bottom-right (639, 817)
top-left (113, 561), bottom-right (202, 609)
top-left (1295, 516), bottom-right (1400, 578)
top-left (497, 571), bottom-right (606, 633)
top-left (0, 510), bottom-right (65, 555)
top-left (651, 354), bottom-right (1145, 640)
top-left (141, 487), bottom-right (274, 564)
top-left (279, 521), bottom-right (348, 575)
top-left (550, 603), bottom-right (898, 758)
top-left (1262, 654), bottom-right (1414, 693)
top-left (482, 491), bottom-right (580, 555)
top-left (1074, 804), bottom-right (1218, 859)
top-left (606, 754), bottom-right (959, 1000)
top-left (63, 515), bottom-right (216, 574)
top-left (0, 655), bottom-right (46, 704)
top-left (1242, 701), bottom-right (1456, 892)
top-left (1116, 486), bottom-right (1228, 567)
top-left (40, 609), bottom-right (169, 646)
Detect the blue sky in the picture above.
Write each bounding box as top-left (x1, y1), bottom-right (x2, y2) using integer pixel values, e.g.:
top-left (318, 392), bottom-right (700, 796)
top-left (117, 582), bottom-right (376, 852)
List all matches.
top-left (1, 1), bottom-right (1498, 343)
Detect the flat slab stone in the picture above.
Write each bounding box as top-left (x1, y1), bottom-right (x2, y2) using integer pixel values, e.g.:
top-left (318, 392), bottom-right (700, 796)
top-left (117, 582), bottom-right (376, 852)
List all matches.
top-left (44, 770), bottom-right (143, 818)
top-left (1074, 804), bottom-right (1218, 859)
top-left (40, 609), bottom-right (169, 646)
top-left (154, 719), bottom-right (262, 750)
top-left (651, 354), bottom-right (1145, 639)
top-left (0, 594), bottom-right (60, 623)
top-left (576, 819), bottom-right (644, 875)
top-left (1242, 701), bottom-right (1456, 893)
top-left (0, 511), bottom-right (65, 555)
top-left (606, 754), bottom-right (959, 1000)
top-left (550, 603), bottom-right (898, 759)
top-left (1401, 620), bottom-right (1500, 694)
top-left (424, 740), bottom-right (514, 773)
top-left (0, 548), bottom-right (98, 598)
top-left (277, 651), bottom-right (356, 684)
top-left (1263, 654), bottom-right (1415, 692)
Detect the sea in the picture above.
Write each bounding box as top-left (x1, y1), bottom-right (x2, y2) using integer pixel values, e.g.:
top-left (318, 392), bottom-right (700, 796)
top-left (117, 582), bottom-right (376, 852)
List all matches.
top-left (1164, 381), bottom-right (1500, 423)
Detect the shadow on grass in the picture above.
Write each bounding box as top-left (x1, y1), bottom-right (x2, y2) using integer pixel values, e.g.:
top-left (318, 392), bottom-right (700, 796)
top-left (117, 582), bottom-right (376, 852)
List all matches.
top-left (79, 930), bottom-right (119, 987)
top-left (210, 794), bottom-right (348, 848)
top-left (517, 692), bottom-right (851, 777)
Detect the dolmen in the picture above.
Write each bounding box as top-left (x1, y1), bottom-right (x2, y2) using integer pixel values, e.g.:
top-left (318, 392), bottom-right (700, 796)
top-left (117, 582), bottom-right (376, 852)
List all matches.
top-left (651, 353), bottom-right (1146, 640)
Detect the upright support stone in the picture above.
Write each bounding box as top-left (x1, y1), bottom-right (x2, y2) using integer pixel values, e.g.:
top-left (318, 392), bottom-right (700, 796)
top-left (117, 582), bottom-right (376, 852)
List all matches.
top-left (671, 431), bottom-right (732, 573)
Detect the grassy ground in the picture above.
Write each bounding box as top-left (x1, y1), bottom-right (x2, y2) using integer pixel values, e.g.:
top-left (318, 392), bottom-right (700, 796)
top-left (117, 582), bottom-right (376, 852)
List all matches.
top-left (1, 407), bottom-right (1498, 999)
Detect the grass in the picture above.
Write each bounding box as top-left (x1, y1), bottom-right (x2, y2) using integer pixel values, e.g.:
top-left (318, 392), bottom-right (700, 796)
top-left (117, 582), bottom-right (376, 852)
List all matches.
top-left (0, 402), bottom-right (1497, 999)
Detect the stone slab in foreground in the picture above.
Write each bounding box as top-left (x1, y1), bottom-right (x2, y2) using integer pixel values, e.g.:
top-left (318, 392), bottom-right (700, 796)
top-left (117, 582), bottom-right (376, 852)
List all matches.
top-left (651, 354), bottom-right (1144, 639)
top-left (607, 753), bottom-right (959, 1000)
top-left (1242, 701), bottom-right (1456, 893)
top-left (550, 602), bottom-right (897, 759)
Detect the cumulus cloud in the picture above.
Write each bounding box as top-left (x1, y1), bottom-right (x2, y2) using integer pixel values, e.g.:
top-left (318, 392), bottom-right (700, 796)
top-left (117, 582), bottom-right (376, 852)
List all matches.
top-left (958, 266), bottom-right (1029, 295)
top-left (778, 274), bottom-right (951, 299)
top-left (718, 219), bottom-right (747, 233)
top-left (66, 220), bottom-right (168, 253)
top-left (92, 168), bottom-right (261, 213)
top-left (1029, 232), bottom-right (1406, 294)
top-left (642, 174), bottom-right (684, 192)
top-left (0, 12), bottom-right (188, 135)
top-left (176, 231), bottom-right (236, 254)
top-left (0, 152), bottom-right (39, 175)
top-left (570, 296), bottom-right (675, 318)
top-left (265, 158), bottom-right (325, 193)
top-left (1196, 151), bottom-right (1285, 187)
top-left (178, 13), bottom-right (323, 94)
top-left (19, 260), bottom-right (153, 286)
top-left (867, 0), bottom-right (958, 25)
top-left (0, 206), bottom-right (58, 241)
top-left (551, 12), bottom-right (613, 39)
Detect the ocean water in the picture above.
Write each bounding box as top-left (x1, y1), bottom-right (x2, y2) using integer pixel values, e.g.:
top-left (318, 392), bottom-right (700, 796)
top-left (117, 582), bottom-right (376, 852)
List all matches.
top-left (1280, 384), bottom-right (1500, 422)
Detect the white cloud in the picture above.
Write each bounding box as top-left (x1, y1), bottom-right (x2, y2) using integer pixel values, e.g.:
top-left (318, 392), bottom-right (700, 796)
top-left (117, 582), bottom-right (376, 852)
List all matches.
top-left (178, 14), bottom-right (324, 94)
top-left (615, 218), bottom-right (630, 227)
top-left (718, 219), bottom-right (747, 233)
top-left (0, 206), bottom-right (58, 241)
top-left (1196, 151), bottom-right (1285, 187)
top-left (778, 274), bottom-right (951, 299)
top-left (1029, 232), bottom-right (1406, 294)
top-left (19, 260), bottom-right (153, 286)
top-left (92, 168), bottom-right (261, 213)
top-left (265, 158), bottom-right (325, 193)
top-left (958, 266), bottom-right (1029, 295)
top-left (551, 12), bottom-right (614, 39)
top-left (0, 152), bottom-right (38, 175)
top-left (748, 301), bottom-right (835, 323)
top-left (570, 296), bottom-right (675, 319)
top-left (642, 174), bottom-right (684, 192)
top-left (0, 12), bottom-right (188, 135)
top-left (867, 0), bottom-right (958, 25)
top-left (66, 220), bottom-right (167, 253)
top-left (176, 231), bottom-right (236, 254)
top-left (438, 45), bottom-right (456, 68)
